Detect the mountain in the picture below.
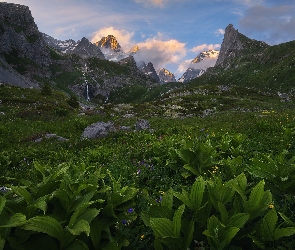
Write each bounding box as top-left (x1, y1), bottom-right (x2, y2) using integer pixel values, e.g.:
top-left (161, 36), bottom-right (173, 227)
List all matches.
top-left (190, 24), bottom-right (295, 92)
top-left (178, 50), bottom-right (219, 83)
top-left (158, 68), bottom-right (176, 83)
top-left (178, 68), bottom-right (204, 83)
top-left (42, 34), bottom-right (105, 59)
top-left (138, 62), bottom-right (160, 82)
top-left (0, 2), bottom-right (157, 102)
top-left (41, 33), bottom-right (78, 54)
top-left (95, 35), bottom-right (127, 61)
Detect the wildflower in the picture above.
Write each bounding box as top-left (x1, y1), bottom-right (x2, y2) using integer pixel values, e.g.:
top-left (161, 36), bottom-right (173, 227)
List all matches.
top-left (159, 191), bottom-right (165, 195)
top-left (269, 204), bottom-right (274, 209)
top-left (156, 196), bottom-right (163, 203)
top-left (122, 219), bottom-right (127, 225)
top-left (140, 234), bottom-right (145, 240)
top-left (137, 169), bottom-right (141, 174)
top-left (128, 208), bottom-right (134, 213)
top-left (0, 186), bottom-right (11, 193)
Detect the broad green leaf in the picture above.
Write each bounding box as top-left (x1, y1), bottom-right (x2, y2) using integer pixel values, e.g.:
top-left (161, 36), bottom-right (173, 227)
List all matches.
top-left (154, 239), bottom-right (164, 250)
top-left (70, 191), bottom-right (96, 212)
top-left (0, 196), bottom-right (5, 214)
top-left (218, 202), bottom-right (228, 225)
top-left (161, 189), bottom-right (173, 210)
top-left (260, 208), bottom-right (277, 240)
top-left (183, 164), bottom-right (199, 175)
top-left (140, 212), bottom-right (151, 227)
top-left (0, 213), bottom-right (26, 227)
top-left (0, 235), bottom-right (5, 250)
top-left (184, 220), bottom-right (194, 249)
top-left (101, 242), bottom-right (120, 250)
top-left (21, 216), bottom-right (64, 241)
top-left (64, 239), bottom-right (89, 250)
top-left (247, 180), bottom-right (265, 212)
top-left (223, 227), bottom-right (240, 246)
top-left (120, 187), bottom-right (138, 204)
top-left (190, 177), bottom-right (205, 210)
top-left (228, 213), bottom-right (250, 228)
top-left (76, 208), bottom-right (100, 224)
top-left (68, 219), bottom-right (90, 236)
top-left (52, 189), bottom-right (70, 211)
top-left (173, 204), bottom-right (185, 237)
top-left (149, 206), bottom-right (173, 220)
top-left (69, 202), bottom-right (95, 227)
top-left (11, 186), bottom-right (33, 205)
top-left (33, 195), bottom-right (50, 214)
top-left (278, 212), bottom-right (295, 226)
top-left (274, 227), bottom-right (295, 240)
top-left (150, 218), bottom-right (174, 238)
top-left (33, 161), bottom-right (46, 180)
top-left (174, 190), bottom-right (192, 209)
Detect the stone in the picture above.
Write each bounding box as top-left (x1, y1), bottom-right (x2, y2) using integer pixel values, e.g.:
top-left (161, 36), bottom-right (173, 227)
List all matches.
top-left (34, 133), bottom-right (68, 142)
top-left (134, 119), bottom-right (150, 131)
top-left (215, 24), bottom-right (243, 67)
top-left (81, 121), bottom-right (116, 139)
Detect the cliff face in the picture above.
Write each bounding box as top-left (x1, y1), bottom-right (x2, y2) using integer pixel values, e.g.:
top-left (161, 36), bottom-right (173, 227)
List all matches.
top-left (0, 2), bottom-right (50, 67)
top-left (215, 24), bottom-right (243, 67)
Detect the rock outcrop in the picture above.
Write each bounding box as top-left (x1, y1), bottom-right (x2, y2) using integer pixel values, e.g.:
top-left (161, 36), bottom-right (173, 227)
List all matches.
top-left (215, 24), bottom-right (243, 67)
top-left (178, 68), bottom-right (204, 83)
top-left (139, 62), bottom-right (160, 82)
top-left (70, 37), bottom-right (105, 59)
top-left (158, 68), bottom-right (176, 83)
top-left (0, 2), bottom-right (51, 67)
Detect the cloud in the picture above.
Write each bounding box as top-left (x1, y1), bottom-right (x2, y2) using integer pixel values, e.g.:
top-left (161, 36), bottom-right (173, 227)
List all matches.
top-left (214, 29), bottom-right (225, 36)
top-left (134, 0), bottom-right (166, 7)
top-left (233, 0), bottom-right (265, 6)
top-left (239, 4), bottom-right (295, 44)
top-left (191, 44), bottom-right (221, 54)
top-left (176, 44), bottom-right (220, 77)
top-left (134, 0), bottom-right (189, 8)
top-left (176, 59), bottom-right (191, 76)
top-left (133, 33), bottom-right (187, 70)
top-left (91, 27), bottom-right (135, 52)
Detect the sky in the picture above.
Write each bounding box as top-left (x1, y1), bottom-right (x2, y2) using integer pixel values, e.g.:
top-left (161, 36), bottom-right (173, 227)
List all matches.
top-left (1, 0), bottom-right (295, 78)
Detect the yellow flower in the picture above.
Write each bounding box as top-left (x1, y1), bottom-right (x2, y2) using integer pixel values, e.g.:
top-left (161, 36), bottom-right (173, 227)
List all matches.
top-left (159, 191), bottom-right (165, 195)
top-left (140, 235), bottom-right (145, 240)
top-left (269, 204), bottom-right (274, 209)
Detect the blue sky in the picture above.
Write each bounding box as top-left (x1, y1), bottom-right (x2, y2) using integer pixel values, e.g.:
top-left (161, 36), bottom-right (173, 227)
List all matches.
top-left (1, 0), bottom-right (295, 78)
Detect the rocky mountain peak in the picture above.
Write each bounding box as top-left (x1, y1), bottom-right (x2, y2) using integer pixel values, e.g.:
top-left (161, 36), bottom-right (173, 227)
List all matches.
top-left (0, 2), bottom-right (50, 67)
top-left (139, 62), bottom-right (160, 82)
top-left (95, 35), bottom-right (121, 52)
top-left (129, 45), bottom-right (140, 54)
top-left (71, 37), bottom-right (105, 59)
top-left (215, 24), bottom-right (243, 67)
top-left (158, 68), bottom-right (176, 83)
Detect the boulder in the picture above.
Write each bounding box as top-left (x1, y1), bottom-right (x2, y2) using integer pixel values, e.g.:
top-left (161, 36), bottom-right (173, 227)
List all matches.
top-left (81, 121), bottom-right (116, 139)
top-left (134, 119), bottom-right (150, 131)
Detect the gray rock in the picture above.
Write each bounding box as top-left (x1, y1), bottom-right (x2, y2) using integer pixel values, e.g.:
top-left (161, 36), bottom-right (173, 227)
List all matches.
top-left (81, 121), bottom-right (116, 139)
top-left (134, 119), bottom-right (150, 131)
top-left (215, 24), bottom-right (243, 67)
top-left (34, 133), bottom-right (68, 142)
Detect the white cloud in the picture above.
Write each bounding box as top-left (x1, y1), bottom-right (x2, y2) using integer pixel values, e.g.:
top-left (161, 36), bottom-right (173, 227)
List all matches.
top-left (91, 27), bottom-right (135, 52)
top-left (134, 0), bottom-right (189, 8)
top-left (191, 44), bottom-right (221, 54)
top-left (215, 29), bottom-right (225, 36)
top-left (133, 33), bottom-right (187, 70)
top-left (176, 59), bottom-right (191, 76)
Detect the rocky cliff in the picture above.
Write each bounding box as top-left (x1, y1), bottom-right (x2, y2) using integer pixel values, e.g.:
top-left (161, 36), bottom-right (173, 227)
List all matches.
top-left (215, 24), bottom-right (268, 68)
top-left (0, 2), bottom-right (50, 67)
top-left (138, 62), bottom-right (160, 82)
top-left (158, 68), bottom-right (176, 83)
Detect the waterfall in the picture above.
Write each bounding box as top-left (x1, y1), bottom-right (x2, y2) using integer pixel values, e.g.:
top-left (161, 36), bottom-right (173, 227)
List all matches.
top-left (86, 82), bottom-right (90, 101)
